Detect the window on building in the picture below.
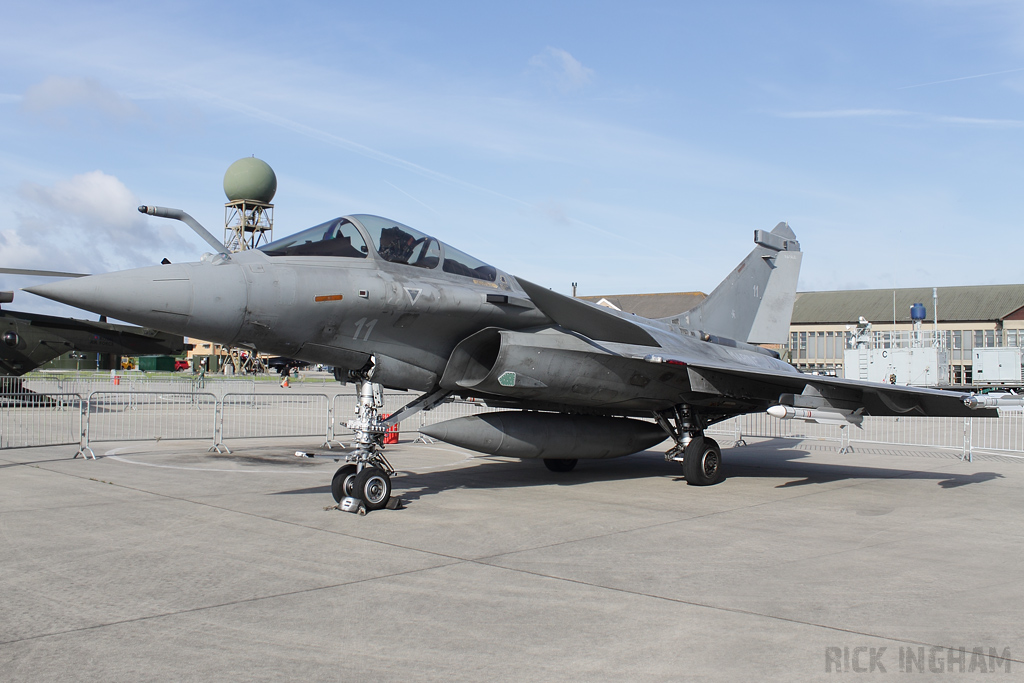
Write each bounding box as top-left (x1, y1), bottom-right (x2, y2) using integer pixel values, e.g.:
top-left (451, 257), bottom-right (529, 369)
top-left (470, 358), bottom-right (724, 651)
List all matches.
top-left (1008, 330), bottom-right (1018, 347)
top-left (798, 332), bottom-right (807, 359)
top-left (974, 330), bottom-right (985, 348)
top-left (816, 333), bottom-right (825, 359)
top-left (963, 331), bottom-right (973, 352)
top-left (825, 331), bottom-right (834, 359)
top-left (985, 330), bottom-right (995, 348)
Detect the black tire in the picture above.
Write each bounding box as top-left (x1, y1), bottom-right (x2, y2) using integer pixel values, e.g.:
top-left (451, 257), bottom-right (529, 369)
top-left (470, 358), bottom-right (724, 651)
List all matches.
top-left (543, 458), bottom-right (578, 472)
top-left (353, 466), bottom-right (392, 510)
top-left (331, 464), bottom-right (357, 503)
top-left (682, 436), bottom-right (723, 486)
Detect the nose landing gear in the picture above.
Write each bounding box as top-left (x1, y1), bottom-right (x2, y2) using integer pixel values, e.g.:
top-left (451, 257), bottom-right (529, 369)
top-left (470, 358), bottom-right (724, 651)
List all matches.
top-left (330, 378), bottom-right (396, 511)
top-left (330, 372), bottom-right (451, 512)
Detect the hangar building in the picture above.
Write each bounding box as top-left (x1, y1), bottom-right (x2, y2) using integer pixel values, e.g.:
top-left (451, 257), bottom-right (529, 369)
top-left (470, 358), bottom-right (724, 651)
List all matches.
top-left (582, 284), bottom-right (1024, 386)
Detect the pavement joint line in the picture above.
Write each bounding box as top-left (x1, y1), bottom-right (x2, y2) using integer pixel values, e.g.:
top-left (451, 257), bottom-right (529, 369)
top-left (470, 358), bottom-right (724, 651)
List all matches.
top-left (0, 560), bottom-right (464, 647)
top-left (1, 456), bottom-right (478, 564)
top-left (8, 522), bottom-right (1020, 671)
top-left (107, 455), bottom-right (328, 474)
top-left (5, 444), bottom-right (983, 572)
top-left (0, 456), bottom-right (82, 469)
top-left (467, 457), bottom-right (996, 569)
top-left (6, 444), bottom-right (1021, 663)
top-left (468, 560), bottom-right (1024, 667)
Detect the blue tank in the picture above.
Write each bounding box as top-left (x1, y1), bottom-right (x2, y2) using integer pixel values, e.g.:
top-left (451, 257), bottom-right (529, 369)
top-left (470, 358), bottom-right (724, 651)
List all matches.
top-left (910, 303), bottom-right (927, 321)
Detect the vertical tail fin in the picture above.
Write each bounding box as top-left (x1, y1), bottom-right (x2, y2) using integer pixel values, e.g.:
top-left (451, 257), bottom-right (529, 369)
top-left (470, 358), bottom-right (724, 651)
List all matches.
top-left (660, 222), bottom-right (802, 344)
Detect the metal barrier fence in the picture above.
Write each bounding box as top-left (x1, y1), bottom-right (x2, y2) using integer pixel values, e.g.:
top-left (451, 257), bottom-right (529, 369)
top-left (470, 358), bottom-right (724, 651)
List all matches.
top-left (2, 379), bottom-right (1024, 462)
top-left (705, 412), bottom-right (1024, 460)
top-left (0, 392), bottom-right (84, 449)
top-left (220, 393), bottom-right (332, 447)
top-left (85, 392), bottom-right (219, 456)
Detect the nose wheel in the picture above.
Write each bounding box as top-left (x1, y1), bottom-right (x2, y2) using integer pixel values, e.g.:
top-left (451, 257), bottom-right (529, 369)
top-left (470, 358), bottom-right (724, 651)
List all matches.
top-left (331, 464), bottom-right (358, 503)
top-left (331, 464), bottom-right (394, 510)
top-left (352, 467), bottom-right (392, 510)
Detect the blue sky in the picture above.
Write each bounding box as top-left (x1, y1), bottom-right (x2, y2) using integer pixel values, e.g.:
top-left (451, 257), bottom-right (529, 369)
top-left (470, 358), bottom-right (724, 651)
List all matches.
top-left (2, 0), bottom-right (1023, 318)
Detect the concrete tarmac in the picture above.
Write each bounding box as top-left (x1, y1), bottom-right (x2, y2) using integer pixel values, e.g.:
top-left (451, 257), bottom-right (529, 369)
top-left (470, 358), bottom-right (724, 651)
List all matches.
top-left (1, 437), bottom-right (1021, 681)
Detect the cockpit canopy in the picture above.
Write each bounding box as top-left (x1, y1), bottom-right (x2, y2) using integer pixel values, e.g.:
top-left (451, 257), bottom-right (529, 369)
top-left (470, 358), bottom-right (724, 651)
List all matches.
top-left (355, 215), bottom-right (439, 269)
top-left (259, 214), bottom-right (497, 282)
top-left (259, 218), bottom-right (368, 258)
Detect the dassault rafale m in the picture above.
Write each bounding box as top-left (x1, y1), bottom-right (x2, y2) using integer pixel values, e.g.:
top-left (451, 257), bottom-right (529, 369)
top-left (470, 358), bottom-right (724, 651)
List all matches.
top-left (26, 207), bottom-right (1003, 510)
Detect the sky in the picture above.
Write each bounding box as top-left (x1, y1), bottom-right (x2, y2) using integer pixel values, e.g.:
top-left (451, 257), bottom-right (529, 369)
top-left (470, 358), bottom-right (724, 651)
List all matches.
top-left (1, 0), bottom-right (1023, 319)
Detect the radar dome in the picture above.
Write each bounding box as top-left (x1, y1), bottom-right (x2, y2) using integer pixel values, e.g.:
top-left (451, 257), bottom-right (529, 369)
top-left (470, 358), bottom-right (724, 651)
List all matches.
top-left (223, 157), bottom-right (277, 203)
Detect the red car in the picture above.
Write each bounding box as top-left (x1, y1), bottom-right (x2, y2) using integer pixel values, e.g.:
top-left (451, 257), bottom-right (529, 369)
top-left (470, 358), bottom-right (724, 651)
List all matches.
top-left (174, 359), bottom-right (191, 371)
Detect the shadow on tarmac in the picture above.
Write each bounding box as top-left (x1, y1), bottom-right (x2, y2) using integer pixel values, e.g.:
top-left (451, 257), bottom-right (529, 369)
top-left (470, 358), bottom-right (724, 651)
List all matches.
top-left (267, 437), bottom-right (1007, 501)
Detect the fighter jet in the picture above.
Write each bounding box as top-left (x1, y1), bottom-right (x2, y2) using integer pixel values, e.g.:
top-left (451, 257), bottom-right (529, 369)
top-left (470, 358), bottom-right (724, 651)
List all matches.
top-left (26, 207), bottom-right (999, 510)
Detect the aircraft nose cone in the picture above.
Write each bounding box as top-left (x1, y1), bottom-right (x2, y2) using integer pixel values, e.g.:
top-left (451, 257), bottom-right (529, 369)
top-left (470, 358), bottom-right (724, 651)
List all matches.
top-left (26, 265), bottom-right (193, 331)
top-left (25, 262), bottom-right (248, 344)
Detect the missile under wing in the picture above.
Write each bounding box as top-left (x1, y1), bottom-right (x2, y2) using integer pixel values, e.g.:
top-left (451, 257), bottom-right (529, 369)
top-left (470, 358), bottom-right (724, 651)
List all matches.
top-left (26, 211), bottom-right (998, 509)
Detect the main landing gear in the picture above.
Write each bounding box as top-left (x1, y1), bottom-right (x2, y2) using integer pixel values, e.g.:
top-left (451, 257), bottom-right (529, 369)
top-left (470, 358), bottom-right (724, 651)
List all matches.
top-left (656, 405), bottom-right (724, 486)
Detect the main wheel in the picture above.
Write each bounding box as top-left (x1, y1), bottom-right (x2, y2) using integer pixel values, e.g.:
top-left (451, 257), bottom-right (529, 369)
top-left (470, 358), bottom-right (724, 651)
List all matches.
top-left (353, 466), bottom-right (392, 510)
top-left (331, 464), bottom-right (358, 503)
top-left (543, 458), bottom-right (578, 472)
top-left (682, 436), bottom-right (723, 486)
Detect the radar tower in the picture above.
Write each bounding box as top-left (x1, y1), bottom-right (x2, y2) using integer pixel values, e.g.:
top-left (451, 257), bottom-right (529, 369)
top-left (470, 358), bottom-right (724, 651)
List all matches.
top-left (222, 157), bottom-right (277, 374)
top-left (223, 157), bottom-right (276, 251)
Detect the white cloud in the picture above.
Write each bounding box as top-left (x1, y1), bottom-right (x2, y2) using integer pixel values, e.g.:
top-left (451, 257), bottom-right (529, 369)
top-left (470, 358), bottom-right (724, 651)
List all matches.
top-left (779, 109), bottom-right (911, 119)
top-left (21, 76), bottom-right (140, 120)
top-left (935, 114), bottom-right (1024, 127)
top-left (5, 170), bottom-right (192, 276)
top-left (779, 108), bottom-right (1024, 127)
top-left (897, 66), bottom-right (1024, 90)
top-left (528, 47), bottom-right (594, 92)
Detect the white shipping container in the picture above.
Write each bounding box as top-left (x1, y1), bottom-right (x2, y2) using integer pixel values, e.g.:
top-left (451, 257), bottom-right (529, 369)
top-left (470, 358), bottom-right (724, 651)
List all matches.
top-left (972, 348), bottom-right (1024, 385)
top-left (843, 347), bottom-right (950, 387)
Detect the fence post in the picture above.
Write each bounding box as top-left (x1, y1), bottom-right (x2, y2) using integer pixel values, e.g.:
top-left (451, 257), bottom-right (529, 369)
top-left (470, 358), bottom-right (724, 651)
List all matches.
top-left (209, 398), bottom-right (230, 454)
top-left (733, 417), bottom-right (746, 447)
top-left (323, 397), bottom-right (336, 449)
top-left (961, 417), bottom-right (973, 462)
top-left (74, 393), bottom-right (95, 459)
top-left (838, 424), bottom-right (853, 454)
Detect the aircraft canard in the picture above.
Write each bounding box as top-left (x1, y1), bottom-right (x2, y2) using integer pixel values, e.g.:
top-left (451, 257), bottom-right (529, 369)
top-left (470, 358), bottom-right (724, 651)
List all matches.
top-left (25, 210), bottom-right (1001, 509)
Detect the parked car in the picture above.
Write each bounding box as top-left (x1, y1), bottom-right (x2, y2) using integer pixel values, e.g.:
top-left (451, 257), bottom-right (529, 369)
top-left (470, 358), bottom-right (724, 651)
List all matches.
top-left (174, 359), bottom-right (190, 371)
